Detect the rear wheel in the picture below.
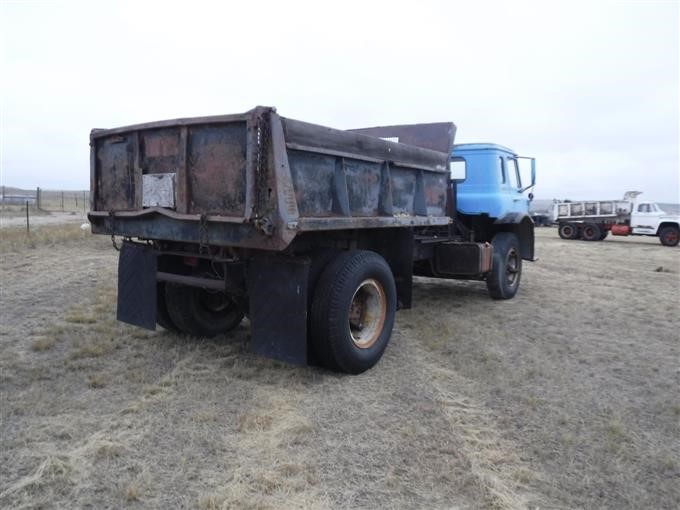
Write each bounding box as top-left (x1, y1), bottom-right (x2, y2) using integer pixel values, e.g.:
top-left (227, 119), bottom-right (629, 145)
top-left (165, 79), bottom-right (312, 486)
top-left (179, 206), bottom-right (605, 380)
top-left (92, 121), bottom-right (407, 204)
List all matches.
top-left (599, 229), bottom-right (608, 240)
top-left (156, 282), bottom-right (180, 332)
top-left (558, 223), bottom-right (578, 240)
top-left (582, 223), bottom-right (601, 241)
top-left (310, 250), bottom-right (396, 374)
top-left (165, 283), bottom-right (244, 337)
top-left (486, 232), bottom-right (522, 300)
top-left (659, 226), bottom-right (679, 247)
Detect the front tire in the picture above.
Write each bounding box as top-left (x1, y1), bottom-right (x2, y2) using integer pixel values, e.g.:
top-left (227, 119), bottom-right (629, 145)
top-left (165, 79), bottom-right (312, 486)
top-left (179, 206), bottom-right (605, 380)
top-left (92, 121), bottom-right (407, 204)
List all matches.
top-left (486, 232), bottom-right (522, 300)
top-left (164, 283), bottom-right (244, 337)
top-left (310, 250), bottom-right (396, 374)
top-left (659, 226), bottom-right (679, 247)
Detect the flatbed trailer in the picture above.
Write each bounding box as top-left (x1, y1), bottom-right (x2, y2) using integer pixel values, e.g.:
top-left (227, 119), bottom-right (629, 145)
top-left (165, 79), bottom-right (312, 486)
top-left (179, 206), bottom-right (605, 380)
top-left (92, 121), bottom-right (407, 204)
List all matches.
top-left (89, 106), bottom-right (534, 373)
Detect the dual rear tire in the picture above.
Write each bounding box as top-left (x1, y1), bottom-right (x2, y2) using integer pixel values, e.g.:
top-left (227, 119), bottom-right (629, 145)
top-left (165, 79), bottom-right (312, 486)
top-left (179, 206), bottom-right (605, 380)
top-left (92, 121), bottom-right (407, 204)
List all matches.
top-left (581, 223), bottom-right (601, 241)
top-left (157, 281), bottom-right (244, 337)
top-left (558, 223), bottom-right (579, 240)
top-left (559, 223), bottom-right (608, 241)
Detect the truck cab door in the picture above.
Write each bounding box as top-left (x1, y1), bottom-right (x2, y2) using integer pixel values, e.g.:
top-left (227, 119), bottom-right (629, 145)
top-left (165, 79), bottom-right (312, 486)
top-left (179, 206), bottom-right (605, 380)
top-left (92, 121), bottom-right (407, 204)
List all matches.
top-left (504, 157), bottom-right (527, 213)
top-left (631, 202), bottom-right (661, 234)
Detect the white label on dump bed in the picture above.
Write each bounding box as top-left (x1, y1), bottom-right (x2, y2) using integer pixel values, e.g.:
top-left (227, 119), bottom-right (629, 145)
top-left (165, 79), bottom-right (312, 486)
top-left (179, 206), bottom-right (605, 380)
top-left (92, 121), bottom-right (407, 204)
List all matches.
top-left (143, 173), bottom-right (176, 208)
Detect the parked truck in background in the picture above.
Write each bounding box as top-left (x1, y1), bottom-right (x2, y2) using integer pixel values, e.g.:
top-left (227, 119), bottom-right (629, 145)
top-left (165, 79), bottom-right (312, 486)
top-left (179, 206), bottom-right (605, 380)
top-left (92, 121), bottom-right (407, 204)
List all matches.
top-left (555, 191), bottom-right (680, 246)
top-left (88, 106), bottom-right (536, 374)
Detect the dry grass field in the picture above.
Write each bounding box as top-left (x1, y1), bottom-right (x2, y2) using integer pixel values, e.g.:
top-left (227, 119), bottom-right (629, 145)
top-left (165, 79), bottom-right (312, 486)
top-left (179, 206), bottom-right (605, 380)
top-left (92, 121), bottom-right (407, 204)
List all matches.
top-left (1, 226), bottom-right (678, 509)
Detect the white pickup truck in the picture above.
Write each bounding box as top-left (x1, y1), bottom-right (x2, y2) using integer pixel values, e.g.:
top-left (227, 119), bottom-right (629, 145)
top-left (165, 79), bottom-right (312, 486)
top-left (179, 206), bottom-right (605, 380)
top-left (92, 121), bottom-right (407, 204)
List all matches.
top-left (554, 191), bottom-right (679, 247)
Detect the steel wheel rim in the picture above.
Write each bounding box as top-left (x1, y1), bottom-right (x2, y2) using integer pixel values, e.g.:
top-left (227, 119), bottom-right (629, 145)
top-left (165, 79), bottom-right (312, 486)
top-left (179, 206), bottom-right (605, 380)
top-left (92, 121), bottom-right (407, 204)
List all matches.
top-left (199, 289), bottom-right (230, 313)
top-left (348, 279), bottom-right (386, 349)
top-left (506, 248), bottom-right (519, 286)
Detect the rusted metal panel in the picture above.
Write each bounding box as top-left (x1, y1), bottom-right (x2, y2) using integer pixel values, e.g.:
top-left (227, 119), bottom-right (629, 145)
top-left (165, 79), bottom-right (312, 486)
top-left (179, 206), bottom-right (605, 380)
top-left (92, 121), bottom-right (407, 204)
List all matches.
top-left (187, 123), bottom-right (247, 216)
top-left (389, 166), bottom-right (417, 215)
top-left (423, 172), bottom-right (449, 216)
top-left (434, 242), bottom-right (492, 275)
top-left (345, 159), bottom-right (382, 216)
top-left (140, 128), bottom-right (180, 174)
top-left (95, 135), bottom-right (137, 211)
top-left (288, 150), bottom-right (335, 217)
top-left (176, 127), bottom-right (189, 214)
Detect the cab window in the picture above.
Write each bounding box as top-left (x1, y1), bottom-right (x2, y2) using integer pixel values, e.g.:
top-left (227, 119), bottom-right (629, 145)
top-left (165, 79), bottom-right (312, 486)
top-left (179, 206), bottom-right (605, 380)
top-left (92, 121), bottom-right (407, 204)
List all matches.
top-left (506, 157), bottom-right (521, 189)
top-left (638, 204), bottom-right (651, 213)
top-left (449, 158), bottom-right (466, 181)
top-left (498, 157), bottom-right (505, 183)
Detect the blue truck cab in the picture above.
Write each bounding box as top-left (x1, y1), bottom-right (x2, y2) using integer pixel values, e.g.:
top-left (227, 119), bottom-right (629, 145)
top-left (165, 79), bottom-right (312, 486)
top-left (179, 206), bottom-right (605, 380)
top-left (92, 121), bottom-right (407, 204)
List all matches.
top-left (448, 143), bottom-right (537, 290)
top-left (452, 143), bottom-right (536, 219)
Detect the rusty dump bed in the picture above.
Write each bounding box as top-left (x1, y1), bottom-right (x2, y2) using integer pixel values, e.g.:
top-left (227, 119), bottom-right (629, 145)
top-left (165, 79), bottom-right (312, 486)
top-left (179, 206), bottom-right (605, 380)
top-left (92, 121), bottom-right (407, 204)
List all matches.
top-left (89, 106), bottom-right (455, 250)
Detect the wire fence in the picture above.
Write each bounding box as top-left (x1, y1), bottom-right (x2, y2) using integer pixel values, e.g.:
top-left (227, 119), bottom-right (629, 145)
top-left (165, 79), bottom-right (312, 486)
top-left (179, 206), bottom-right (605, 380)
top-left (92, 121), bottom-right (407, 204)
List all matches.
top-left (1, 186), bottom-right (90, 214)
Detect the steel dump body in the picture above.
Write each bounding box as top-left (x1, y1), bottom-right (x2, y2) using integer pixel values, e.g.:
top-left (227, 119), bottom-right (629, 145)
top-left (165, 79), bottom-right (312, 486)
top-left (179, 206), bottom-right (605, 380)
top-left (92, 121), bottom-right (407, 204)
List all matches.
top-left (89, 107), bottom-right (454, 250)
top-left (554, 199), bottom-right (633, 222)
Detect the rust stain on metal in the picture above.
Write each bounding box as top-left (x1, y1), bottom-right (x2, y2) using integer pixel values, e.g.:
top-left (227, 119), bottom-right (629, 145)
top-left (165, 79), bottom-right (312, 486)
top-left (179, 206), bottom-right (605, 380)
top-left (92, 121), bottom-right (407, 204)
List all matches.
top-left (188, 123), bottom-right (247, 216)
top-left (144, 132), bottom-right (179, 158)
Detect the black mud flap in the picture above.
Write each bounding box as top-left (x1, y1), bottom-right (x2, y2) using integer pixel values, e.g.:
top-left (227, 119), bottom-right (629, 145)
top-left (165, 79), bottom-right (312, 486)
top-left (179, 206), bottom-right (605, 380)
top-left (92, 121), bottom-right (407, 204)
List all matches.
top-left (117, 242), bottom-right (157, 330)
top-left (248, 256), bottom-right (309, 366)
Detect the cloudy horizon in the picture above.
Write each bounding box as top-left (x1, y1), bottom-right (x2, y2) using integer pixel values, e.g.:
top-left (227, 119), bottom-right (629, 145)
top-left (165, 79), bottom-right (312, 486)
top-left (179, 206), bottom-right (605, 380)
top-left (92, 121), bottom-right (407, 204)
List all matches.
top-left (1, 0), bottom-right (678, 202)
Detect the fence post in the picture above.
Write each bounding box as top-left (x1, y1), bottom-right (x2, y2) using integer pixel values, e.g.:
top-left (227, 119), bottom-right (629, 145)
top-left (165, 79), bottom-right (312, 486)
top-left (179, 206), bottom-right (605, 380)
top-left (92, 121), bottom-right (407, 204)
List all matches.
top-left (36, 187), bottom-right (42, 210)
top-left (26, 201), bottom-right (30, 233)
top-left (61, 191), bottom-right (64, 211)
top-left (83, 190), bottom-right (87, 214)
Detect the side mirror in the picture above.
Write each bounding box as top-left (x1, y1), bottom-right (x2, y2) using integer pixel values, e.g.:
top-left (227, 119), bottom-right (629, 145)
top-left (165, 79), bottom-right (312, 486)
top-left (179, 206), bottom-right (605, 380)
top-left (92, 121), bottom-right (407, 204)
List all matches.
top-left (450, 158), bottom-right (467, 181)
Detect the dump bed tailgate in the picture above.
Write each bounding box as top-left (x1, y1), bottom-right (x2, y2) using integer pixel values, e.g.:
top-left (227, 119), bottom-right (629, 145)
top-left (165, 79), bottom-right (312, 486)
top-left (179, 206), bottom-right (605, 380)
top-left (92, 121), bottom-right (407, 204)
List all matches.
top-left (91, 113), bottom-right (249, 216)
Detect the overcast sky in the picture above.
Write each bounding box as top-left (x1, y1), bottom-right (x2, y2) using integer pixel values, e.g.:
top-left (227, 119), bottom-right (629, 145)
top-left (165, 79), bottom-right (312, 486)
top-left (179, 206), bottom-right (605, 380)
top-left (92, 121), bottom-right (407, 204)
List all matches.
top-left (1, 0), bottom-right (678, 202)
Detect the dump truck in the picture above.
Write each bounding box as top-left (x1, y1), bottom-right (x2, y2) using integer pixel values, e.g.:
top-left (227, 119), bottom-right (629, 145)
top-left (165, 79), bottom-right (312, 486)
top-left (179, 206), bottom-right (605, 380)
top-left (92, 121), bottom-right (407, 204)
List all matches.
top-left (555, 191), bottom-right (680, 246)
top-left (89, 106), bottom-right (536, 373)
